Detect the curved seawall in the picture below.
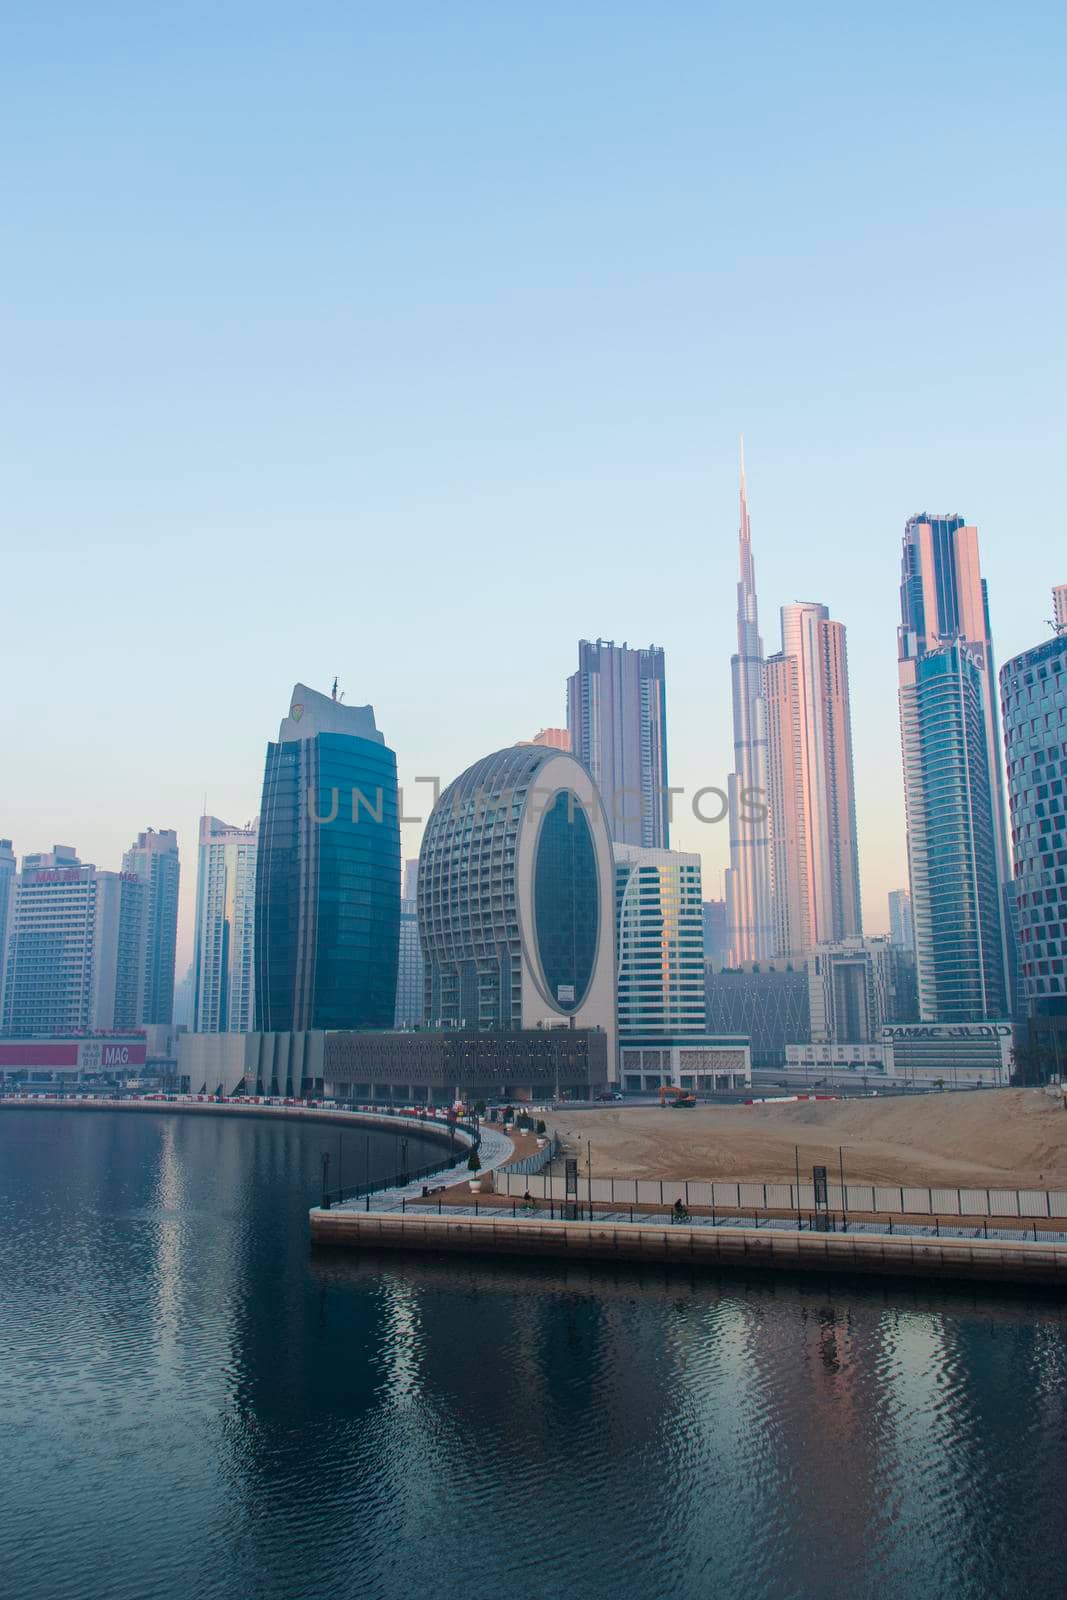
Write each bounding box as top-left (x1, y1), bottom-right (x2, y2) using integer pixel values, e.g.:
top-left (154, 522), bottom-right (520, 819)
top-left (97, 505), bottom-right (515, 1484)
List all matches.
top-left (310, 1208), bottom-right (1067, 1289)
top-left (0, 1097), bottom-right (473, 1153)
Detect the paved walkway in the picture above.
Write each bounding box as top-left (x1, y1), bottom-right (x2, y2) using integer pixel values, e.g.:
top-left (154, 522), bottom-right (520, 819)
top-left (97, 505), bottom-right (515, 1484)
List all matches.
top-left (332, 1122), bottom-right (514, 1213)
top-left (385, 1201), bottom-right (1066, 1245)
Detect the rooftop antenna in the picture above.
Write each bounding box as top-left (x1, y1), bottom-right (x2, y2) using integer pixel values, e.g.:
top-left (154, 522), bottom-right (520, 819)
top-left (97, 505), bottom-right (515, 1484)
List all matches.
top-left (331, 676), bottom-right (338, 701)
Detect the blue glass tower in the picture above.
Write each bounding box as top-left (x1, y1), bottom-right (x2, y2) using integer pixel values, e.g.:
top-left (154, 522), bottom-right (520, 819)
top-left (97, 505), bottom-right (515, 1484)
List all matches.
top-left (898, 642), bottom-right (1007, 1020)
top-left (254, 683), bottom-right (399, 1032)
top-left (1000, 626), bottom-right (1067, 1061)
top-left (897, 514), bottom-right (1012, 1021)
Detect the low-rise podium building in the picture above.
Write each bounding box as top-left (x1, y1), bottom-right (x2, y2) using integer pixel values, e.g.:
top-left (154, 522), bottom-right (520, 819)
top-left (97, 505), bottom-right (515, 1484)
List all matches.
top-left (179, 1025), bottom-right (609, 1102)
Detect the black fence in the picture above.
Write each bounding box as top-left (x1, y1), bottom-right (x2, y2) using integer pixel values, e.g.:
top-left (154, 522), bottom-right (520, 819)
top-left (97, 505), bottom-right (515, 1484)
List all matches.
top-left (319, 1115), bottom-right (481, 1209)
top-left (391, 1195), bottom-right (1066, 1243)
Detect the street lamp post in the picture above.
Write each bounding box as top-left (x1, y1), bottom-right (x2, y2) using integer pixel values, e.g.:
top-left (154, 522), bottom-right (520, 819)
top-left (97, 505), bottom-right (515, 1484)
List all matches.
top-left (320, 1150), bottom-right (331, 1210)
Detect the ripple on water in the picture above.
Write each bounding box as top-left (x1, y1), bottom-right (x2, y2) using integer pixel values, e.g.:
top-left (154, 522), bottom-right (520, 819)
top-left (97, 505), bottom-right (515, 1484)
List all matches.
top-left (2, 1111), bottom-right (1067, 1600)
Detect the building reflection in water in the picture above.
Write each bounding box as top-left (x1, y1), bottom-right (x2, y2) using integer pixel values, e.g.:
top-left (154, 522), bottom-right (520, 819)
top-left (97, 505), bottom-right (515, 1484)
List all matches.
top-left (6, 1109), bottom-right (1066, 1600)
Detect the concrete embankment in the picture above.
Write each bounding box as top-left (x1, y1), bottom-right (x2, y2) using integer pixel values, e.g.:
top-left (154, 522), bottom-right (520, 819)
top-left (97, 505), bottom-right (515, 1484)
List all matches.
top-left (309, 1208), bottom-right (1067, 1288)
top-left (0, 1097), bottom-right (469, 1152)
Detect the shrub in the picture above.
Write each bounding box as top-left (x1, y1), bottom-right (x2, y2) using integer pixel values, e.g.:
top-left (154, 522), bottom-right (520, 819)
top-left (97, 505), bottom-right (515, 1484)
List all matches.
top-left (467, 1147), bottom-right (481, 1172)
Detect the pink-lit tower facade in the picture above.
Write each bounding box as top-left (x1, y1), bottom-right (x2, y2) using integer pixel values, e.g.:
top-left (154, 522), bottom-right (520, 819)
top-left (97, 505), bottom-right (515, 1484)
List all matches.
top-left (765, 602), bottom-right (862, 956)
top-left (724, 444), bottom-right (775, 962)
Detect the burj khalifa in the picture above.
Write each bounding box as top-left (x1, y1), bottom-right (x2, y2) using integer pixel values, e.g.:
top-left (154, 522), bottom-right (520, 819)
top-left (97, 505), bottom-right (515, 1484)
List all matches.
top-left (724, 443), bottom-right (775, 962)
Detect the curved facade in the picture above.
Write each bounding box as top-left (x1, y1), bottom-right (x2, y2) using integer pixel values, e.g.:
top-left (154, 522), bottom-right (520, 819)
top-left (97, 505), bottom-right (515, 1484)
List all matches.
top-left (417, 745), bottom-right (616, 1065)
top-left (1000, 632), bottom-right (1067, 1027)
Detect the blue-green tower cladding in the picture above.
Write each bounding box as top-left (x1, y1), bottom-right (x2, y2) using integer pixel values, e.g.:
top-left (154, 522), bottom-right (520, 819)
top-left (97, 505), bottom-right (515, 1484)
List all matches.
top-left (897, 513), bottom-right (1012, 1021)
top-left (898, 641), bottom-right (1008, 1020)
top-left (254, 683), bottom-right (400, 1032)
top-left (1000, 618), bottom-right (1067, 1060)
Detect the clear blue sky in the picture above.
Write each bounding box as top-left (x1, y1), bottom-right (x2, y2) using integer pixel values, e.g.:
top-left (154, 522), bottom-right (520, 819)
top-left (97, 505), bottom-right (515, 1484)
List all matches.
top-left (3, 1), bottom-right (1065, 970)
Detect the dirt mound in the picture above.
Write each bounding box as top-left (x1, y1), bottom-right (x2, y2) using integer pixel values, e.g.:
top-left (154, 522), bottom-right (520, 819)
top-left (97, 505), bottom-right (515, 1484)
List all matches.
top-left (549, 1089), bottom-right (1067, 1190)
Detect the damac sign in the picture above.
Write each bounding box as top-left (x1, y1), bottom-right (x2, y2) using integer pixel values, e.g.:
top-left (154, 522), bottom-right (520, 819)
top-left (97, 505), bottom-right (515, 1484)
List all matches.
top-left (883, 1025), bottom-right (1012, 1040)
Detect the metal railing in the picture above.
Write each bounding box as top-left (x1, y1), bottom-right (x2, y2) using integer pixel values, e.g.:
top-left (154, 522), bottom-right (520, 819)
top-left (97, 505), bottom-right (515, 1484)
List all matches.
top-left (389, 1195), bottom-right (1067, 1244)
top-left (319, 1118), bottom-right (480, 1209)
top-left (492, 1170), bottom-right (1067, 1220)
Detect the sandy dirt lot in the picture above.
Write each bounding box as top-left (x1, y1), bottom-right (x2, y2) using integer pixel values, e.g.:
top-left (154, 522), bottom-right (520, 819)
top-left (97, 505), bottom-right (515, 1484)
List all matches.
top-left (547, 1089), bottom-right (1067, 1190)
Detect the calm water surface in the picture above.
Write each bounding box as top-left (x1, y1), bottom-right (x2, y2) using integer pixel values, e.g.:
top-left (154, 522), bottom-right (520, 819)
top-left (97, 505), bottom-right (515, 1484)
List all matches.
top-left (1, 1107), bottom-right (1065, 1600)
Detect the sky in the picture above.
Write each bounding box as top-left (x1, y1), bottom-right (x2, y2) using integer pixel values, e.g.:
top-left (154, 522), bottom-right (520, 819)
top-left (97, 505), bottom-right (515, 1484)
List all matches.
top-left (3, 1), bottom-right (1065, 975)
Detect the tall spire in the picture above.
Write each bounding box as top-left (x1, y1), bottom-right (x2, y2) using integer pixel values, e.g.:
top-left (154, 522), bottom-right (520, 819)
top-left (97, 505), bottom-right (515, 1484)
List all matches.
top-left (740, 434), bottom-right (750, 530)
top-left (725, 439), bottom-right (775, 963)
top-left (738, 435), bottom-right (755, 589)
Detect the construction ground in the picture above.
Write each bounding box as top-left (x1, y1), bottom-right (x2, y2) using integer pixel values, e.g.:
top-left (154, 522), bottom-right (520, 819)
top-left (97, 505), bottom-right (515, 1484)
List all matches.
top-left (545, 1088), bottom-right (1067, 1191)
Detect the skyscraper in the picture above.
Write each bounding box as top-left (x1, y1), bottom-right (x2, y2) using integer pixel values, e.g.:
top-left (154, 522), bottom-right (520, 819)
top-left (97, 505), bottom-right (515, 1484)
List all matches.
top-left (899, 515), bottom-right (1011, 881)
top-left (567, 639), bottom-right (669, 848)
top-left (254, 682), bottom-right (400, 1032)
top-left (418, 743), bottom-right (616, 1060)
top-left (724, 444), bottom-right (774, 962)
top-left (615, 846), bottom-right (706, 1036)
top-left (122, 828), bottom-right (180, 1024)
top-left (898, 515), bottom-right (1011, 1018)
top-left (91, 868), bottom-right (147, 1032)
top-left (898, 641), bottom-right (1008, 1020)
top-left (805, 937), bottom-right (916, 1043)
top-left (887, 889), bottom-right (914, 951)
top-left (394, 894), bottom-right (424, 1028)
top-left (0, 839), bottom-right (15, 1019)
top-left (765, 601), bottom-right (862, 956)
top-left (193, 815), bottom-right (258, 1033)
top-left (702, 897), bottom-right (729, 967)
top-left (397, 857), bottom-right (424, 1026)
top-left (1000, 625), bottom-right (1067, 1064)
top-left (173, 962), bottom-right (195, 1029)
top-left (1, 847), bottom-right (144, 1036)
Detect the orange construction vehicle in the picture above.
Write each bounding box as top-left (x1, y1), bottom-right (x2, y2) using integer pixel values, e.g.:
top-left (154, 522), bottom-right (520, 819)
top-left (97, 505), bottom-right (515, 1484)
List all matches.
top-left (659, 1084), bottom-right (696, 1108)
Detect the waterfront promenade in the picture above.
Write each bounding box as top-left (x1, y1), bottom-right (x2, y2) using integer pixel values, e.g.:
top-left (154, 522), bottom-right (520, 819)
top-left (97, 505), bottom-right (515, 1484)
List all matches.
top-left (0, 1094), bottom-right (524, 1197)
top-left (309, 1202), bottom-right (1067, 1287)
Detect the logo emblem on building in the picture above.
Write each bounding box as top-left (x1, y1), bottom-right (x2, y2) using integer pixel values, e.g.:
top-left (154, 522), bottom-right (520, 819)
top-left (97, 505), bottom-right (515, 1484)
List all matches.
top-left (289, 703), bottom-right (304, 722)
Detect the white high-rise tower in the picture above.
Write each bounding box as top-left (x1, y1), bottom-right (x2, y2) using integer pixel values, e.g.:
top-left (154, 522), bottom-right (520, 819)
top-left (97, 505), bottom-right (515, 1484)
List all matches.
top-left (193, 816), bottom-right (258, 1033)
